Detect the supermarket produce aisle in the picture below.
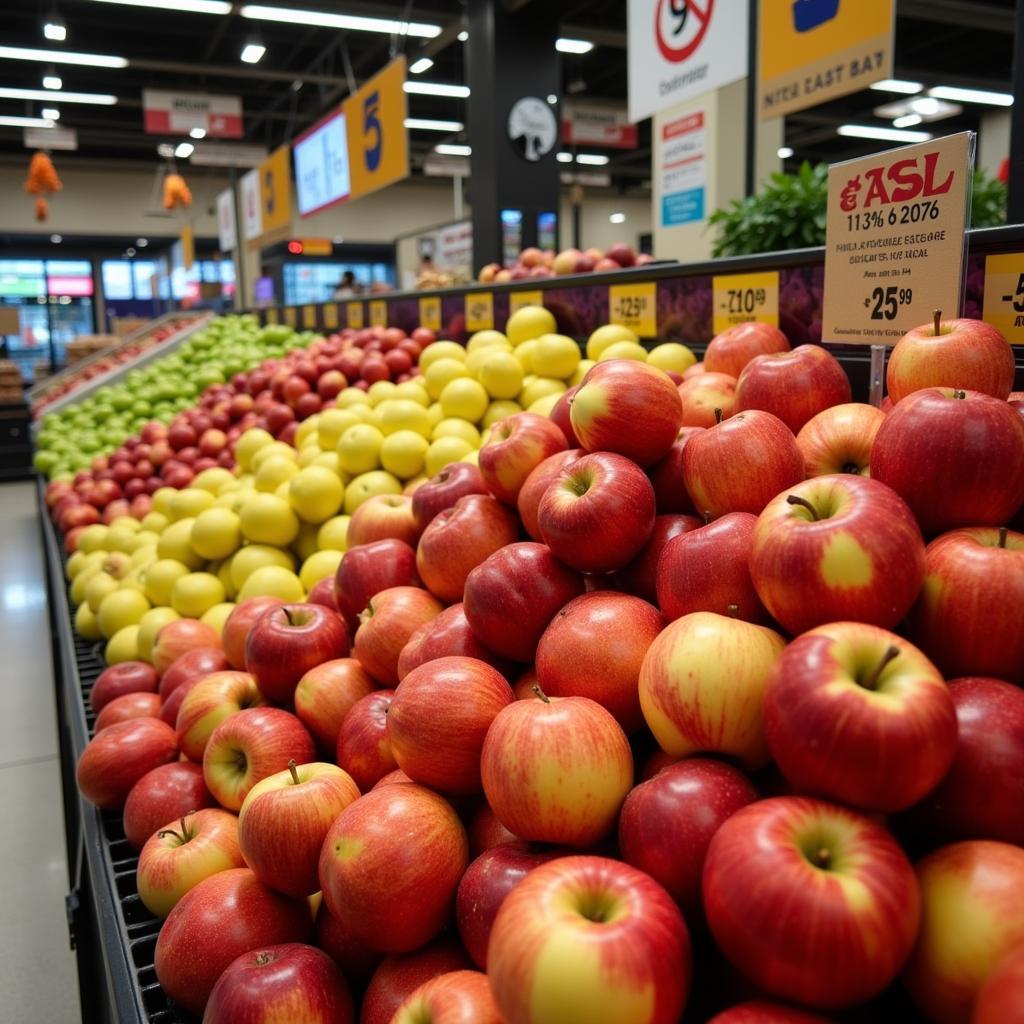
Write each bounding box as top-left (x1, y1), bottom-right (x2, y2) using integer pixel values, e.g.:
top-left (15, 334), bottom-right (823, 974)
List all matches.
top-left (0, 482), bottom-right (81, 1021)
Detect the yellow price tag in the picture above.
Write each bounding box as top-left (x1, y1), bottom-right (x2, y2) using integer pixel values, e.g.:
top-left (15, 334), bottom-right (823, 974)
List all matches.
top-left (302, 305), bottom-right (317, 329)
top-left (465, 292), bottom-right (494, 332)
top-left (347, 302), bottom-right (364, 329)
top-left (712, 272), bottom-right (780, 335)
top-left (370, 300), bottom-right (388, 328)
top-left (265, 308), bottom-right (279, 325)
top-left (323, 304), bottom-right (339, 330)
top-left (983, 253), bottom-right (1024, 344)
top-left (509, 290), bottom-right (544, 316)
top-left (419, 296), bottom-right (441, 332)
top-left (284, 307), bottom-right (297, 327)
top-left (609, 282), bottom-right (657, 338)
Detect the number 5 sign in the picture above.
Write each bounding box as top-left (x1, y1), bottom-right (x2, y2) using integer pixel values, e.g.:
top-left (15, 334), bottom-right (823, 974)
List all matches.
top-left (344, 57), bottom-right (409, 202)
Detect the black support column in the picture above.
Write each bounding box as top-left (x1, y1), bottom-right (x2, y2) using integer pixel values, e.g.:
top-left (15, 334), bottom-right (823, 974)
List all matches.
top-left (466, 0), bottom-right (562, 266)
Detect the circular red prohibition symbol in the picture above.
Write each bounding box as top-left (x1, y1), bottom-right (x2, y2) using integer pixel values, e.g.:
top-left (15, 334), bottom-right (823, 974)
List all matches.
top-left (655, 0), bottom-right (714, 63)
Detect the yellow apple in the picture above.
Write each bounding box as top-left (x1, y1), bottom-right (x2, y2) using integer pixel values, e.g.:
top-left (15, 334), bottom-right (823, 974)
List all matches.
top-left (393, 382), bottom-right (430, 407)
top-left (75, 524), bottom-right (110, 554)
top-left (317, 515), bottom-right (350, 552)
top-left (367, 380), bottom-right (398, 406)
top-left (300, 549), bottom-right (344, 590)
top-left (255, 455), bottom-right (299, 493)
top-left (191, 507), bottom-right (243, 561)
top-left (85, 572), bottom-right (119, 614)
top-left (440, 377), bottom-right (489, 422)
top-left (292, 521), bottom-right (321, 562)
top-left (237, 565), bottom-right (305, 603)
top-left (425, 437), bottom-right (474, 477)
top-left (151, 487), bottom-right (178, 517)
top-left (647, 342), bottom-right (697, 375)
top-left (598, 340), bottom-right (648, 362)
top-left (586, 323), bottom-right (639, 361)
top-left (425, 358), bottom-right (471, 400)
top-left (129, 544), bottom-right (158, 570)
top-left (143, 558), bottom-right (191, 607)
top-left (239, 493), bottom-right (300, 547)
top-left (69, 564), bottom-right (103, 606)
top-left (234, 427), bottom-right (275, 471)
top-left (528, 393), bottom-right (563, 416)
top-left (514, 340), bottom-right (537, 373)
top-left (479, 351), bottom-right (525, 399)
top-left (532, 334), bottom-right (580, 379)
top-left (75, 601), bottom-right (103, 641)
top-left (519, 377), bottom-right (565, 408)
top-left (139, 511), bottom-right (169, 534)
top-left (506, 305), bottom-right (556, 345)
top-left (105, 624), bottom-right (141, 665)
top-left (297, 444), bottom-right (323, 468)
top-left (419, 340), bottom-right (467, 371)
top-left (171, 572), bottom-right (226, 618)
top-left (251, 441), bottom-right (297, 472)
top-left (483, 400), bottom-right (523, 429)
top-left (295, 415), bottom-right (320, 448)
top-left (192, 467), bottom-right (236, 494)
top-left (312, 452), bottom-right (344, 476)
top-left (467, 329), bottom-right (510, 353)
top-left (316, 408), bottom-right (362, 450)
top-left (229, 544), bottom-right (294, 591)
top-left (432, 418), bottom-right (481, 446)
top-left (380, 430), bottom-right (429, 479)
top-left (157, 518), bottom-right (205, 570)
top-left (137, 606), bottom-right (180, 662)
top-left (97, 588), bottom-right (151, 639)
top-left (378, 399), bottom-right (433, 438)
top-left (336, 386), bottom-right (369, 409)
top-left (289, 466), bottom-right (345, 524)
top-left (343, 469), bottom-right (402, 514)
top-left (337, 424), bottom-right (384, 475)
top-left (168, 487), bottom-right (215, 521)
top-left (569, 358), bottom-right (595, 387)
top-left (200, 601), bottom-right (235, 637)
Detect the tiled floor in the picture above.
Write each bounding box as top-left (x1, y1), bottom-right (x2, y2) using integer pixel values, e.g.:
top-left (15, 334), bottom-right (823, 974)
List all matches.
top-left (0, 481), bottom-right (81, 1022)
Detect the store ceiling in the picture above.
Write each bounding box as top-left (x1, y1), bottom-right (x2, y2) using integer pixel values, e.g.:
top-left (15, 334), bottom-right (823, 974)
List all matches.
top-left (0, 0), bottom-right (1017, 192)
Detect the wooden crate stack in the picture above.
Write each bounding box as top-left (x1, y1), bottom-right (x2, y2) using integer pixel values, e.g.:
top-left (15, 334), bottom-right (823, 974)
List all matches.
top-left (0, 360), bottom-right (25, 404)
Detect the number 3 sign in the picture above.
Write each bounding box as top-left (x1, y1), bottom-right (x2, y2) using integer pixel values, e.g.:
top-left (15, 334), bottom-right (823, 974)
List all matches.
top-left (344, 57), bottom-right (409, 201)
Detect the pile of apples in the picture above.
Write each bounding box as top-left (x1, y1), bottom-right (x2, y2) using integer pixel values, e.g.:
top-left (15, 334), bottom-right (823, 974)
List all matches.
top-left (478, 242), bottom-right (653, 282)
top-left (65, 305), bottom-right (1024, 1024)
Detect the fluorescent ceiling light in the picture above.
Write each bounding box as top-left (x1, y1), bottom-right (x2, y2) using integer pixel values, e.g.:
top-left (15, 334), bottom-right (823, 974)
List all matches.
top-left (85, 0), bottom-right (232, 12)
top-left (43, 75), bottom-right (62, 90)
top-left (893, 113), bottom-right (923, 128)
top-left (837, 124), bottom-right (932, 142)
top-left (435, 143), bottom-right (470, 156)
top-left (576, 153), bottom-right (609, 165)
top-left (609, 212), bottom-right (626, 224)
top-left (405, 117), bottom-right (464, 131)
top-left (409, 57), bottom-right (433, 75)
top-left (870, 79), bottom-right (923, 95)
top-left (43, 22), bottom-right (67, 42)
top-left (556, 152), bottom-right (573, 163)
top-left (0, 45), bottom-right (127, 68)
top-left (42, 107), bottom-right (60, 120)
top-left (546, 94), bottom-right (557, 104)
top-left (189, 126), bottom-right (206, 138)
top-left (929, 85), bottom-right (1013, 107)
top-left (240, 42), bottom-right (266, 64)
top-left (240, 5), bottom-right (441, 37)
top-left (0, 114), bottom-right (55, 127)
top-left (174, 141), bottom-right (194, 158)
top-left (404, 81), bottom-right (469, 98)
top-left (911, 97), bottom-right (941, 115)
top-left (0, 86), bottom-right (116, 104)
top-left (778, 146), bottom-right (794, 158)
top-left (556, 38), bottom-right (594, 54)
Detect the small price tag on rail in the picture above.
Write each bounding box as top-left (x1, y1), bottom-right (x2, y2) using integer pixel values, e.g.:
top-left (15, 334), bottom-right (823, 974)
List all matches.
top-left (418, 296), bottom-right (441, 332)
top-left (302, 305), bottom-right (317, 330)
top-left (370, 300), bottom-right (388, 328)
top-left (283, 307), bottom-right (297, 328)
top-left (712, 271), bottom-right (779, 334)
top-left (265, 308), bottom-right (279, 325)
top-left (323, 304), bottom-right (339, 330)
top-left (465, 292), bottom-right (494, 332)
top-left (609, 282), bottom-right (657, 337)
top-left (822, 131), bottom-right (973, 345)
top-left (982, 253), bottom-right (1024, 343)
top-left (509, 290), bottom-right (544, 316)
top-left (347, 302), bottom-right (364, 330)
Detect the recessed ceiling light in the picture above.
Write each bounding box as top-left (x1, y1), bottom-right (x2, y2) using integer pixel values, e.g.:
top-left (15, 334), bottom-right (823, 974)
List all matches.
top-left (50, 233), bottom-right (62, 243)
top-left (41, 107), bottom-right (60, 120)
top-left (837, 124), bottom-right (932, 142)
top-left (546, 94), bottom-right (558, 104)
top-left (240, 42), bottom-right (266, 64)
top-left (609, 212), bottom-right (626, 224)
top-left (869, 79), bottom-right (924, 95)
top-left (435, 143), bottom-right (470, 156)
top-left (157, 143), bottom-right (175, 157)
top-left (240, 4), bottom-right (441, 37)
top-left (457, 30), bottom-right (468, 42)
top-left (43, 21), bottom-right (67, 42)
top-left (43, 74), bottom-right (62, 90)
top-left (556, 152), bottom-right (573, 163)
top-left (778, 146), bottom-right (794, 158)
top-left (556, 38), bottom-right (594, 54)
top-left (575, 153), bottom-right (608, 165)
top-left (126, 247), bottom-right (136, 256)
top-left (174, 141), bottom-right (194, 158)
top-left (911, 97), bottom-right (941, 116)
top-left (0, 45), bottom-right (127, 68)
top-left (189, 126), bottom-right (206, 139)
top-left (404, 81), bottom-right (469, 98)
top-left (928, 85), bottom-right (1013, 107)
top-left (137, 238), bottom-right (148, 247)
top-left (409, 57), bottom-right (434, 75)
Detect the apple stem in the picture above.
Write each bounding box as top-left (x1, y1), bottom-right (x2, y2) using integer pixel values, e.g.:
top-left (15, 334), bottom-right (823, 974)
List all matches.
top-left (702, 510), bottom-right (712, 525)
top-left (861, 645), bottom-right (900, 691)
top-left (532, 684), bottom-right (551, 704)
top-left (288, 759), bottom-right (300, 785)
top-left (841, 462), bottom-right (861, 475)
top-left (953, 389), bottom-right (966, 400)
top-left (933, 309), bottom-right (942, 336)
top-left (998, 526), bottom-right (1008, 549)
top-left (726, 603), bottom-right (739, 618)
top-left (158, 814), bottom-right (194, 845)
top-left (814, 847), bottom-right (832, 869)
top-left (713, 407), bottom-right (723, 425)
top-left (786, 494), bottom-right (819, 520)
top-left (255, 952), bottom-right (273, 967)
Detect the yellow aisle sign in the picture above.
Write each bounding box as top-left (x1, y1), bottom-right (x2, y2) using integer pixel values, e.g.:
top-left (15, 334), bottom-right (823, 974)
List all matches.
top-left (259, 145), bottom-right (292, 243)
top-left (509, 290), bottom-right (544, 315)
top-left (466, 293), bottom-right (494, 332)
top-left (344, 57), bottom-right (409, 202)
top-left (347, 302), bottom-right (364, 329)
top-left (712, 271), bottom-right (780, 334)
top-left (419, 296), bottom-right (441, 332)
top-left (609, 282), bottom-right (657, 338)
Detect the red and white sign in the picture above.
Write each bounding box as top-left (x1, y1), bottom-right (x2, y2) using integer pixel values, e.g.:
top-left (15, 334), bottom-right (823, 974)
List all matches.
top-left (217, 189), bottom-right (237, 252)
top-left (562, 102), bottom-right (638, 149)
top-left (143, 90), bottom-right (243, 139)
top-left (240, 169), bottom-right (263, 243)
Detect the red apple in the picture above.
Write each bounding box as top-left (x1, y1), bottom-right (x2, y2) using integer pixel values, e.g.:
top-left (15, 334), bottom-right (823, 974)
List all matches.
top-left (678, 372), bottom-right (738, 428)
top-left (481, 688), bottom-right (632, 846)
top-left (704, 796), bottom-right (919, 1009)
top-left (122, 761), bottom-right (214, 851)
top-left (361, 940), bottom-right (473, 1024)
top-left (795, 402), bottom-right (885, 478)
top-left (707, 1002), bottom-right (835, 1023)
top-left (412, 462), bottom-right (489, 530)
top-left (152, 618), bottom-right (221, 675)
top-left (222, 596), bottom-right (285, 670)
top-left (353, 586), bottom-right (443, 685)
top-left (90, 661), bottom-right (158, 713)
top-left (871, 387), bottom-right (1024, 535)
top-left (293, 658), bottom-right (376, 753)
top-left (306, 576), bottom-right (339, 611)
top-left (175, 670), bottom-right (264, 761)
top-left (646, 426), bottom-right (703, 515)
top-left (158, 646), bottom-right (229, 700)
top-left (94, 692), bottom-right (162, 732)
top-left (548, 386), bottom-right (582, 447)
top-left (336, 689), bottom-right (397, 790)
top-left (488, 855), bottom-right (691, 1024)
top-left (154, 868), bottom-right (311, 1015)
top-left (704, 322), bottom-right (790, 378)
top-left (682, 409), bottom-right (804, 519)
top-left (468, 802), bottom-right (519, 855)
top-left (517, 448), bottom-right (586, 541)
top-left (333, 538), bottom-right (420, 633)
top-left (972, 946), bottom-right (1024, 1024)
top-left (392, 970), bottom-right (502, 1024)
top-left (416, 494), bottom-right (520, 602)
top-left (347, 493), bottom-right (421, 548)
top-left (570, 360), bottom-right (682, 467)
top-left (887, 313), bottom-right (1016, 402)
top-left (479, 411), bottom-right (568, 505)
top-left (318, 784), bottom-right (468, 953)
top-left (76, 717), bottom-right (178, 809)
top-left (397, 602), bottom-right (511, 681)
top-left (245, 603), bottom-right (350, 704)
top-left (313, 901), bottom-right (383, 985)
top-left (203, 943), bottom-right (354, 1024)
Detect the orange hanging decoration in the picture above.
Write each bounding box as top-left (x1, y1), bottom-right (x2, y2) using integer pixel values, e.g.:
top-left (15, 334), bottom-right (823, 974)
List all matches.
top-left (25, 152), bottom-right (62, 195)
top-left (35, 198), bottom-right (49, 222)
top-left (163, 172), bottom-right (193, 211)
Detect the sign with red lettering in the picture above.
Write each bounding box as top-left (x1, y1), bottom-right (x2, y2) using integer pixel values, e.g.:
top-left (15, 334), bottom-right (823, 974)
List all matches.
top-left (822, 132), bottom-right (973, 345)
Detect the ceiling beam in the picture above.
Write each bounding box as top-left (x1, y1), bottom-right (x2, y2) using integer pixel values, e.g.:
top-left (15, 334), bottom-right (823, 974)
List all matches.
top-left (898, 0), bottom-right (1012, 33)
top-left (128, 57), bottom-right (342, 87)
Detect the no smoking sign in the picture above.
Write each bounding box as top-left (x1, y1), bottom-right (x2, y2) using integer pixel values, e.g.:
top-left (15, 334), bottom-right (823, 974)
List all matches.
top-left (656, 0), bottom-right (713, 62)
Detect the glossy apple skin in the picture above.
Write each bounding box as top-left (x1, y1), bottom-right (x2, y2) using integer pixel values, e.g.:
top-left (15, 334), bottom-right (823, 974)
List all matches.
top-left (203, 943), bottom-right (354, 1024)
top-left (392, 970), bottom-right (502, 1024)
top-left (175, 670), bottom-right (264, 762)
top-left (481, 692), bottom-right (633, 846)
top-left (479, 411), bottom-right (569, 505)
top-left (972, 946), bottom-right (1024, 1024)
top-left (517, 448), bottom-right (586, 540)
top-left (656, 512), bottom-right (768, 623)
top-left (795, 402), bottom-right (885, 478)
top-left (703, 797), bottom-right (919, 1010)
top-left (535, 592), bottom-right (664, 733)
top-left (336, 688), bottom-right (397, 790)
top-left (464, 542), bottom-right (584, 662)
top-left (750, 474), bottom-right (926, 634)
top-left (416, 494), bottom-right (520, 602)
top-left (704, 322), bottom-right (791, 378)
top-left (618, 758), bottom-right (757, 918)
top-left (647, 426), bottom-right (703, 513)
top-left (222, 597), bottom-right (285, 670)
top-left (886, 316), bottom-right (1015, 402)
top-left (871, 387), bottom-right (1024, 535)
top-left (318, 784), bottom-right (468, 953)
top-left (90, 661), bottom-right (158, 713)
top-left (397, 603), bottom-right (511, 681)
top-left (764, 623), bottom-right (957, 813)
top-left (909, 527), bottom-right (1024, 683)
top-left (353, 586), bottom-right (443, 685)
top-left (904, 840), bottom-right (1024, 1024)
top-left (333, 538), bottom-right (420, 633)
top-left (122, 761), bottom-right (214, 851)
top-left (683, 410), bottom-right (804, 519)
top-left (678, 372), bottom-right (737, 428)
top-left (468, 801), bottom-right (519, 856)
top-left (615, 514), bottom-right (703, 604)
top-left (245, 603), bottom-right (350, 704)
top-left (158, 646), bottom-right (230, 700)
top-left (137, 808), bottom-right (245, 918)
top-left (76, 717), bottom-right (178, 809)
top-left (639, 611), bottom-right (786, 769)
top-left (306, 576), bottom-right (339, 611)
top-left (203, 707), bottom-right (316, 812)
top-left (570, 360), bottom-right (683, 466)
top-left (735, 345), bottom-right (852, 434)
top-left (549, 385), bottom-right (582, 447)
top-left (238, 762), bottom-right (360, 897)
top-left (412, 462), bottom-right (489, 530)
top-left (912, 677), bottom-right (1024, 845)
top-left (293, 658), bottom-right (376, 753)
top-left (707, 1002), bottom-right (835, 1024)
top-left (488, 855), bottom-right (691, 1024)
top-left (347, 494), bottom-right (420, 548)
top-left (360, 939), bottom-right (473, 1024)
top-left (538, 451), bottom-right (657, 573)
top-left (94, 692), bottom-right (162, 732)
top-left (455, 843), bottom-right (566, 969)
top-left (152, 618), bottom-right (221, 676)
top-left (154, 868), bottom-right (311, 1015)
top-left (387, 656), bottom-right (514, 794)
top-left (313, 901), bottom-right (383, 985)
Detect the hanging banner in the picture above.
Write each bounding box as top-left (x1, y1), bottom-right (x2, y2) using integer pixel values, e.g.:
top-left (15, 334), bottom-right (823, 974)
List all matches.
top-left (758, 0), bottom-right (894, 120)
top-left (240, 168), bottom-right (263, 244)
top-left (259, 145), bottom-right (293, 242)
top-left (143, 90), bottom-right (243, 138)
top-left (180, 225), bottom-right (194, 271)
top-left (343, 56), bottom-right (409, 202)
top-left (217, 189), bottom-right (236, 252)
top-left (628, 0), bottom-right (748, 123)
top-left (562, 101), bottom-right (638, 149)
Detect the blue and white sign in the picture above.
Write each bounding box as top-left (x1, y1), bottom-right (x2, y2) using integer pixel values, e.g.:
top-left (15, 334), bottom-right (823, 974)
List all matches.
top-left (659, 109), bottom-right (707, 226)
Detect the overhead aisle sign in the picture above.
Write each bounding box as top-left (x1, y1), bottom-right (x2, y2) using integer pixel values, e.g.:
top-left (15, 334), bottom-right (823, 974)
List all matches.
top-left (259, 146), bottom-right (293, 243)
top-left (343, 57), bottom-right (409, 202)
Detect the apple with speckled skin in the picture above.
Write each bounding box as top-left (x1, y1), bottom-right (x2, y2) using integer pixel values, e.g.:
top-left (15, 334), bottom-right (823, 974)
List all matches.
top-left (360, 940), bottom-right (472, 1024)
top-left (707, 1002), bottom-right (835, 1024)
top-left (479, 412), bottom-right (568, 505)
top-left (76, 717), bottom-right (178, 809)
top-left (517, 449), bottom-right (586, 541)
top-left (704, 322), bottom-right (790, 378)
top-left (222, 597), bottom-right (284, 670)
top-left (175, 670), bottom-right (265, 762)
top-left (392, 970), bottom-right (502, 1024)
top-left (90, 661), bottom-right (158, 713)
top-left (795, 403), bottom-right (885, 479)
top-left (972, 946), bottom-right (1024, 1024)
top-left (397, 603), bottom-right (512, 681)
top-left (123, 762), bottom-right (214, 851)
top-left (293, 658), bottom-right (376, 754)
top-left (749, 474), bottom-right (925, 635)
